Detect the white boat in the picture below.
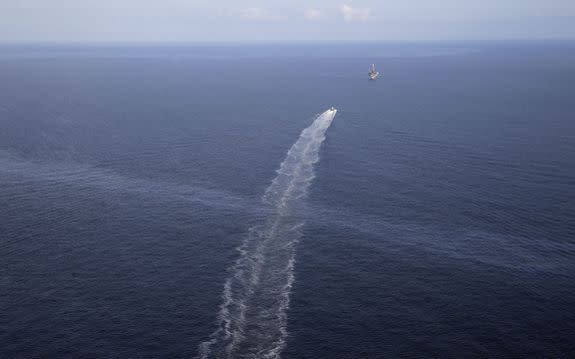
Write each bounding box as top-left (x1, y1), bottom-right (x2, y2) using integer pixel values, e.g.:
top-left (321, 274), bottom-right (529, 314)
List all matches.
top-left (368, 64), bottom-right (379, 80)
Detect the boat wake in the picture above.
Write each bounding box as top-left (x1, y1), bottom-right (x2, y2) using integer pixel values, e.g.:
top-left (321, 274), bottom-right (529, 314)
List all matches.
top-left (196, 108), bottom-right (337, 359)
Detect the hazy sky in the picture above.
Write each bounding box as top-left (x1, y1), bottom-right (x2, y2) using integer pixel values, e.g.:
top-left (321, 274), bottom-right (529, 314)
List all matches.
top-left (1, 0), bottom-right (575, 42)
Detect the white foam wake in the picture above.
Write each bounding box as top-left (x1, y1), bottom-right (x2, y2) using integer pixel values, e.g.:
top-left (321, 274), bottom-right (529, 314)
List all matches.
top-left (196, 108), bottom-right (337, 359)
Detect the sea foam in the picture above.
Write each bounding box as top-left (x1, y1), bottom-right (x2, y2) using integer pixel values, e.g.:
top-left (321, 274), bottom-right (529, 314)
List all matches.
top-left (197, 108), bottom-right (337, 359)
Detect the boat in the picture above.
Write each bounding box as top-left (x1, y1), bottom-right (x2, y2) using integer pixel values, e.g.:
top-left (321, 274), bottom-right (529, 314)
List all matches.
top-left (368, 64), bottom-right (379, 80)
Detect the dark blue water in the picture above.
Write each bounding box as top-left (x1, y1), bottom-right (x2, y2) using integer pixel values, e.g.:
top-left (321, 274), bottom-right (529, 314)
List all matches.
top-left (1, 42), bottom-right (574, 358)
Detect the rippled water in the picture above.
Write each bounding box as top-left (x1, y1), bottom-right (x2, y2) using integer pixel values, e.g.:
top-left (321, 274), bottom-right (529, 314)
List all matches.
top-left (1, 42), bottom-right (574, 358)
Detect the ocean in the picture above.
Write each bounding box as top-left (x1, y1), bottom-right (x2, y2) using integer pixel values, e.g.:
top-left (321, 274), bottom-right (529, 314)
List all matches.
top-left (1, 42), bottom-right (574, 358)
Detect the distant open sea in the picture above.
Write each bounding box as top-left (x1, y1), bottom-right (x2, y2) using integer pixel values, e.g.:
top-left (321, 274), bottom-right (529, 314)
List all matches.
top-left (1, 42), bottom-right (574, 358)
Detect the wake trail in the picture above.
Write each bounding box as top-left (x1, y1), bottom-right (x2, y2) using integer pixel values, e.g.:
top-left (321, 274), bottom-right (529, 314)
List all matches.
top-left (197, 108), bottom-right (337, 359)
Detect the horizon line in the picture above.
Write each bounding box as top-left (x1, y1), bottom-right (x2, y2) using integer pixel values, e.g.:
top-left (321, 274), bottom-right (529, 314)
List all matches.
top-left (1, 38), bottom-right (575, 46)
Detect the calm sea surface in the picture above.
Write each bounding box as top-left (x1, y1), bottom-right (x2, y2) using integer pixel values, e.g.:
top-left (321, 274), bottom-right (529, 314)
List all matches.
top-left (1, 42), bottom-right (574, 358)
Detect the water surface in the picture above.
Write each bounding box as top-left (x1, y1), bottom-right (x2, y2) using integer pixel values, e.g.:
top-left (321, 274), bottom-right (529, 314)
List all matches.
top-left (1, 42), bottom-right (574, 358)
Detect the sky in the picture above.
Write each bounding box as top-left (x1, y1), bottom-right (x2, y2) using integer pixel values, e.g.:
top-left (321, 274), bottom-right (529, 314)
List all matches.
top-left (1, 0), bottom-right (575, 42)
